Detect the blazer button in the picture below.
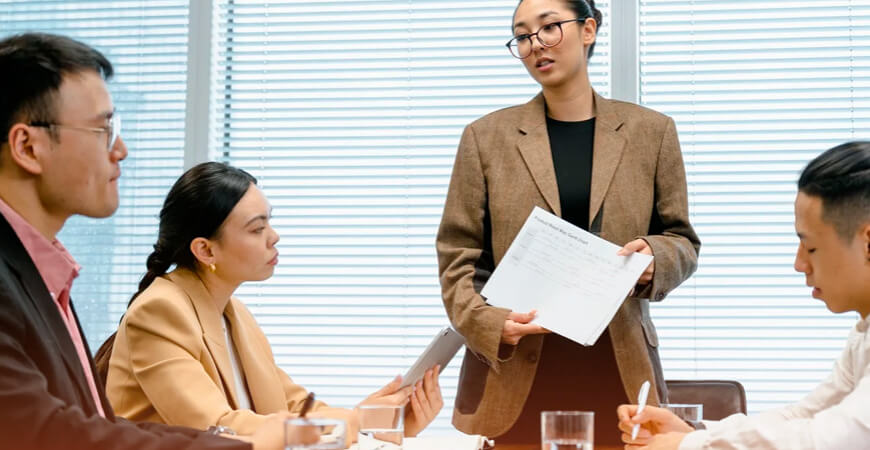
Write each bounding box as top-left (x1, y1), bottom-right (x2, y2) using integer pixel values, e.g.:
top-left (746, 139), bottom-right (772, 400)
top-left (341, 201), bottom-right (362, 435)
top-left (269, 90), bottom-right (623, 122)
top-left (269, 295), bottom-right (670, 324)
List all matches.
top-left (655, 292), bottom-right (665, 301)
top-left (527, 353), bottom-right (538, 363)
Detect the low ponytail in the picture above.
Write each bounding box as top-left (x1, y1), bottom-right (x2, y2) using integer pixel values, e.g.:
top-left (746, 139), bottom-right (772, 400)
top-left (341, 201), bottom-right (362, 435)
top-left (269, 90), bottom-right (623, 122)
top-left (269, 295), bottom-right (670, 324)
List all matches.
top-left (131, 246), bottom-right (173, 304)
top-left (93, 247), bottom-right (172, 386)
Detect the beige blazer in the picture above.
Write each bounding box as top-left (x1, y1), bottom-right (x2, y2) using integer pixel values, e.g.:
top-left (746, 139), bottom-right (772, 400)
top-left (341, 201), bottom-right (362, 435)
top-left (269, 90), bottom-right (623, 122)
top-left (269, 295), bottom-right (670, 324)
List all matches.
top-left (436, 93), bottom-right (701, 437)
top-left (106, 268), bottom-right (336, 435)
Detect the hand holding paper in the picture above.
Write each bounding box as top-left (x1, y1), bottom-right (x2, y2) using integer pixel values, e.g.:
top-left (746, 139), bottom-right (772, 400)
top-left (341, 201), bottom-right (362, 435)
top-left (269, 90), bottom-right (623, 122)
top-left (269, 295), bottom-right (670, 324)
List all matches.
top-left (500, 309), bottom-right (549, 345)
top-left (618, 238), bottom-right (655, 284)
top-left (481, 207), bottom-right (653, 346)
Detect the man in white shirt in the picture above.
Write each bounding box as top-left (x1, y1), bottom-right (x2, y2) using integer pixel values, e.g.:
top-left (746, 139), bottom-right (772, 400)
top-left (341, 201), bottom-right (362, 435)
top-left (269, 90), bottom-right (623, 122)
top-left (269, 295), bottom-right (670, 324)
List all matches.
top-left (617, 140), bottom-right (870, 450)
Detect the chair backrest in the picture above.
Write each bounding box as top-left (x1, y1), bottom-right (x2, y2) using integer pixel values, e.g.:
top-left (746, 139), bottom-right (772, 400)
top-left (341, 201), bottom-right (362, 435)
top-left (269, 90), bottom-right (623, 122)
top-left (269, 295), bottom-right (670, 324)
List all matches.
top-left (665, 380), bottom-right (747, 420)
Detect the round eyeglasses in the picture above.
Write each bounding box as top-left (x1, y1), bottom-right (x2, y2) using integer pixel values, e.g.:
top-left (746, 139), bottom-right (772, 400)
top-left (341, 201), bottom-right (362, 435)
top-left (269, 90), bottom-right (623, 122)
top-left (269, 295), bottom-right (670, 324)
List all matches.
top-left (29, 113), bottom-right (121, 152)
top-left (506, 18), bottom-right (590, 59)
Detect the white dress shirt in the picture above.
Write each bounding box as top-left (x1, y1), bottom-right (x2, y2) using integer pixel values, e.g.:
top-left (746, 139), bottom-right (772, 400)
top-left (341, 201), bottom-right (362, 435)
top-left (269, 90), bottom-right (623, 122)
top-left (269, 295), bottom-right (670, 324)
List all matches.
top-left (680, 315), bottom-right (870, 450)
top-left (223, 316), bottom-right (252, 411)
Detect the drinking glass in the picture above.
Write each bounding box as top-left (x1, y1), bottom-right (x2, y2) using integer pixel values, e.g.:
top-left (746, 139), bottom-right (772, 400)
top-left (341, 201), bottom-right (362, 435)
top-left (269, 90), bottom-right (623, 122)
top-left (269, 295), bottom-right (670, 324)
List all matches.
top-left (663, 403), bottom-right (703, 422)
top-left (357, 404), bottom-right (404, 450)
top-left (540, 411), bottom-right (593, 450)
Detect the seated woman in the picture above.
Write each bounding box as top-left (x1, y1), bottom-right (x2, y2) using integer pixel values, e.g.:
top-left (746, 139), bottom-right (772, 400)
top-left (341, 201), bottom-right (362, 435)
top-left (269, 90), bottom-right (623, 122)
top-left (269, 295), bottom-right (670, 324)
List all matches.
top-left (95, 162), bottom-right (442, 437)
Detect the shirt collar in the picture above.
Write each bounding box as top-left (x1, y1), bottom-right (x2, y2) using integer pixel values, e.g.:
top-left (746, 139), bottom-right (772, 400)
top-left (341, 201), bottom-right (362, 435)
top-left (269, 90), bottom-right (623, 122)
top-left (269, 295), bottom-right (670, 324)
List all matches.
top-left (857, 314), bottom-right (869, 333)
top-left (0, 197), bottom-right (80, 304)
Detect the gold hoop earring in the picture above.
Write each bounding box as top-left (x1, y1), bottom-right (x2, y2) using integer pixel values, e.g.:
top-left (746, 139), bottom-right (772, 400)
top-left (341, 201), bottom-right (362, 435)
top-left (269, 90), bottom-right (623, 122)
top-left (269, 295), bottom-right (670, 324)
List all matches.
top-left (209, 263), bottom-right (216, 273)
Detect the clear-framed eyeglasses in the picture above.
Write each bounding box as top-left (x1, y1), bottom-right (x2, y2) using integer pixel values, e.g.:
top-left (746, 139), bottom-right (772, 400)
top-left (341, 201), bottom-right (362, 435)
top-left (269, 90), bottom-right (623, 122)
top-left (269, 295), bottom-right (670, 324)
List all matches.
top-left (29, 113), bottom-right (121, 152)
top-left (506, 18), bottom-right (590, 59)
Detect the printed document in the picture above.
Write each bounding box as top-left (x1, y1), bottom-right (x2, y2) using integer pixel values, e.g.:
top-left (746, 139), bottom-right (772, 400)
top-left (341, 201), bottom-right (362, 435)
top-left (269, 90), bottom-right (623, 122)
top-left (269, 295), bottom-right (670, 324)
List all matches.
top-left (481, 207), bottom-right (653, 345)
top-left (350, 434), bottom-right (492, 450)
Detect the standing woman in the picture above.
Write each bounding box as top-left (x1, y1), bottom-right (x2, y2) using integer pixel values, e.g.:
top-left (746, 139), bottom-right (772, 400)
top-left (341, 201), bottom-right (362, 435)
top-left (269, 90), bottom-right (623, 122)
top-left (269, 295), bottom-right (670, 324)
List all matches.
top-left (436, 0), bottom-right (700, 445)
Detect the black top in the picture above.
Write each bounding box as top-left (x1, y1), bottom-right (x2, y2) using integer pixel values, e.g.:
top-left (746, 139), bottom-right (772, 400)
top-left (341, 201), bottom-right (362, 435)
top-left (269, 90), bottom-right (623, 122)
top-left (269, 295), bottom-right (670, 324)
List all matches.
top-left (546, 115), bottom-right (595, 230)
top-left (495, 116), bottom-right (628, 447)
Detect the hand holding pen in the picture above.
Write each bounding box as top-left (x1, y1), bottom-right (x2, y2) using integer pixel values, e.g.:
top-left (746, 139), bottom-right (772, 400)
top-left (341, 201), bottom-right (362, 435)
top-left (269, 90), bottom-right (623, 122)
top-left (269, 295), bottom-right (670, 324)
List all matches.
top-left (616, 384), bottom-right (694, 447)
top-left (284, 392), bottom-right (322, 448)
top-left (631, 380), bottom-right (651, 440)
top-left (299, 392), bottom-right (316, 419)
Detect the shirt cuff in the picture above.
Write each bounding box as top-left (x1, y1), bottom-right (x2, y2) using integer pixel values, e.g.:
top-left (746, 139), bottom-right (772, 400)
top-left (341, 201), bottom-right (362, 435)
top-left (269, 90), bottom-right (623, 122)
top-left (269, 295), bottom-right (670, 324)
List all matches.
top-left (678, 430), bottom-right (710, 450)
top-left (686, 420), bottom-right (706, 430)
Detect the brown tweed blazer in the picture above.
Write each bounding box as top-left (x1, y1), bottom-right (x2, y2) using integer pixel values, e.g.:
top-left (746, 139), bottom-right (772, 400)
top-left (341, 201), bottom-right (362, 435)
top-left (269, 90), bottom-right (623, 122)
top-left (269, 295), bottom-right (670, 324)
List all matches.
top-left (436, 92), bottom-right (701, 437)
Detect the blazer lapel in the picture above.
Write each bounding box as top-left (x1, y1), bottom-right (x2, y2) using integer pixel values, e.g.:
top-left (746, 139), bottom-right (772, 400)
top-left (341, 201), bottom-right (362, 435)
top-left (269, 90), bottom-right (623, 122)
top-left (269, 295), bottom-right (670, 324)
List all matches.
top-left (0, 215), bottom-right (96, 414)
top-left (589, 93), bottom-right (627, 228)
top-left (167, 269), bottom-right (240, 408)
top-left (224, 301), bottom-right (286, 413)
top-left (70, 300), bottom-right (116, 417)
top-left (516, 93), bottom-right (561, 216)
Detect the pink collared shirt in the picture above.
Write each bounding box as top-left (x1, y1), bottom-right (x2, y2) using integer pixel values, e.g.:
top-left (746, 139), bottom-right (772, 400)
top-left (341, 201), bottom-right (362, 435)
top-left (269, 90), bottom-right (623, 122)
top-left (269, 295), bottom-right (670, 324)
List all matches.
top-left (0, 197), bottom-right (106, 418)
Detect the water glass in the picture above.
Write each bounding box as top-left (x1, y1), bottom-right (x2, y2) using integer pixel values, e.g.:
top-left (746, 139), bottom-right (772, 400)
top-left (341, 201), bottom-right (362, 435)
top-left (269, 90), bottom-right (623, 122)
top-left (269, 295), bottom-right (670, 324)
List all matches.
top-left (285, 417), bottom-right (346, 450)
top-left (663, 403), bottom-right (703, 422)
top-left (357, 404), bottom-right (404, 450)
top-left (541, 411), bottom-right (593, 450)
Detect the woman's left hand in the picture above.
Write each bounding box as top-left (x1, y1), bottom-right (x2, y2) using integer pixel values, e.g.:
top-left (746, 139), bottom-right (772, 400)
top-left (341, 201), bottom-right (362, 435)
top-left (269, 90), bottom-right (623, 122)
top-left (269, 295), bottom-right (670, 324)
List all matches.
top-left (618, 239), bottom-right (654, 285)
top-left (404, 366), bottom-right (444, 437)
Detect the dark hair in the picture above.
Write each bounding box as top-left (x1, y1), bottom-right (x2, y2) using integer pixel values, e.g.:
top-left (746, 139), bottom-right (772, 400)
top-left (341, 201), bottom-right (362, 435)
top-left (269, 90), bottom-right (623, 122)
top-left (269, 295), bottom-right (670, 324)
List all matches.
top-left (798, 141), bottom-right (870, 241)
top-left (94, 161), bottom-right (257, 384)
top-left (0, 33), bottom-right (113, 149)
top-left (515, 0), bottom-right (603, 58)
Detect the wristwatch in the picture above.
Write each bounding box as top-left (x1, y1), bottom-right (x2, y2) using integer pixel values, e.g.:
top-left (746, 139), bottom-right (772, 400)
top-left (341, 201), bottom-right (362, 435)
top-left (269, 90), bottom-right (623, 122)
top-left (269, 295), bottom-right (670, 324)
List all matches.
top-left (206, 425), bottom-right (237, 436)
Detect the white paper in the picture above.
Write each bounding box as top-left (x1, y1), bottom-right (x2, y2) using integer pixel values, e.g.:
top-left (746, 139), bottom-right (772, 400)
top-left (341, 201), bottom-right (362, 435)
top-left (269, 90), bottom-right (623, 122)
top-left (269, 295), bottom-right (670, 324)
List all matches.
top-left (481, 206), bottom-right (653, 346)
top-left (349, 434), bottom-right (492, 450)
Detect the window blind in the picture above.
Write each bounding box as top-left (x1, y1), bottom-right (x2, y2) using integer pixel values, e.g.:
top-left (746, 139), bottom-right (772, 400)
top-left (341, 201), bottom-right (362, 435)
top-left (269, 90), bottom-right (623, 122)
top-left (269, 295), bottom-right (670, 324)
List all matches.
top-left (640, 0), bottom-right (870, 413)
top-left (0, 0), bottom-right (190, 351)
top-left (212, 0), bottom-right (610, 432)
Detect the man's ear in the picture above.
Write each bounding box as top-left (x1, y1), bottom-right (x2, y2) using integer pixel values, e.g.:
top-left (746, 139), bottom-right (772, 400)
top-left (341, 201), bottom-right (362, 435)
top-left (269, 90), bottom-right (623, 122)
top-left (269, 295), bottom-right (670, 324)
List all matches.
top-left (6, 124), bottom-right (46, 175)
top-left (190, 237), bottom-right (215, 267)
top-left (862, 223), bottom-right (870, 261)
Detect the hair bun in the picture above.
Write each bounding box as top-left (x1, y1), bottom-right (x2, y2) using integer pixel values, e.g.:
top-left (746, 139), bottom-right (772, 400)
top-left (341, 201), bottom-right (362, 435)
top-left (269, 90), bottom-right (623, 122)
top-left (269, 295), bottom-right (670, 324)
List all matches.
top-left (586, 0), bottom-right (603, 27)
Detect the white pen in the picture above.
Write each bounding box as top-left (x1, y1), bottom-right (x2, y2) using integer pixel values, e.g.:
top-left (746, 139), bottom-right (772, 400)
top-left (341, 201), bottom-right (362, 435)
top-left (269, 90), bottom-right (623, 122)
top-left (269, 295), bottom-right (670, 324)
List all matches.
top-left (631, 380), bottom-right (651, 441)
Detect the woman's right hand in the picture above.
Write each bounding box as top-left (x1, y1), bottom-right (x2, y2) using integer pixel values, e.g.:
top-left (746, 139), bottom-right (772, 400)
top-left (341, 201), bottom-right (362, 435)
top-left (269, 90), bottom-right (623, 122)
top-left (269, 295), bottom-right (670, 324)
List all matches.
top-left (248, 411), bottom-right (294, 450)
top-left (616, 405), bottom-right (693, 446)
top-left (501, 310), bottom-right (549, 345)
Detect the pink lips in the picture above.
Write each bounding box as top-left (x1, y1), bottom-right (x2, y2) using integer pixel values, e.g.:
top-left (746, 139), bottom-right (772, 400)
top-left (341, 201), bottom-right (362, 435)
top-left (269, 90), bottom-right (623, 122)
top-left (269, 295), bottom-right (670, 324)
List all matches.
top-left (536, 57), bottom-right (554, 71)
top-left (268, 254), bottom-right (279, 266)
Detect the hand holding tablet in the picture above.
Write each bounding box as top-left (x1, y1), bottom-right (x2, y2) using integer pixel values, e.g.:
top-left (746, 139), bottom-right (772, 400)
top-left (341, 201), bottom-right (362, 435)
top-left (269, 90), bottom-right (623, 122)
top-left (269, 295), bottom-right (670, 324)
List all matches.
top-left (401, 327), bottom-right (465, 389)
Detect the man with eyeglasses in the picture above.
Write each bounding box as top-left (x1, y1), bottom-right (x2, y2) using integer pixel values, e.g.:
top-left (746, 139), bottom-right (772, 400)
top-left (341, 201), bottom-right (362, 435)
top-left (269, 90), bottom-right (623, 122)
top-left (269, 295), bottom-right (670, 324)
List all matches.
top-left (0, 32), bottom-right (286, 450)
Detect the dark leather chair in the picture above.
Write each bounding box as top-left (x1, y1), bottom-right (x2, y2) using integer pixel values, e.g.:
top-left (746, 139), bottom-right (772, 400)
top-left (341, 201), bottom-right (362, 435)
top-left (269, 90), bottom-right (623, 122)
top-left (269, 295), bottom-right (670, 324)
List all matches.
top-left (665, 380), bottom-right (747, 420)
